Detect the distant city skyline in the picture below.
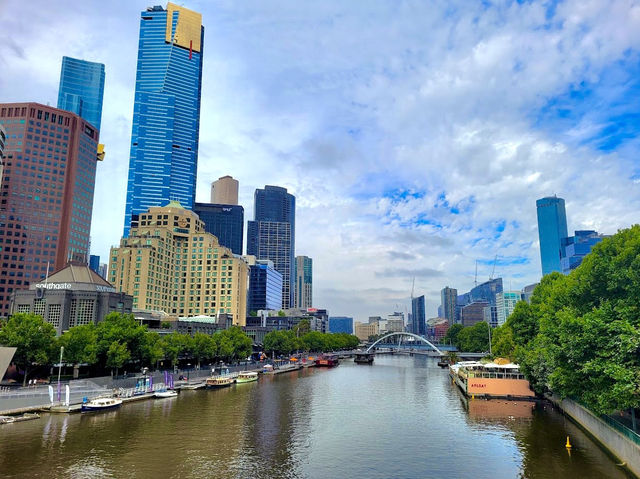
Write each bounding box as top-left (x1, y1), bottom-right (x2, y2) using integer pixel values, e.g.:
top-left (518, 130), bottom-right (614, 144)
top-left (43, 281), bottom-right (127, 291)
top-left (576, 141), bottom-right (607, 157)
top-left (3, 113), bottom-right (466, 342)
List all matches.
top-left (2, 1), bottom-right (638, 321)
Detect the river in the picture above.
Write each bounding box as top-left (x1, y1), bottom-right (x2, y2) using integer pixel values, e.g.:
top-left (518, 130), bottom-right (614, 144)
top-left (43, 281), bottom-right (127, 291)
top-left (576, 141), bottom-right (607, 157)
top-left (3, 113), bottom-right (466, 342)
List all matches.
top-left (0, 355), bottom-right (633, 478)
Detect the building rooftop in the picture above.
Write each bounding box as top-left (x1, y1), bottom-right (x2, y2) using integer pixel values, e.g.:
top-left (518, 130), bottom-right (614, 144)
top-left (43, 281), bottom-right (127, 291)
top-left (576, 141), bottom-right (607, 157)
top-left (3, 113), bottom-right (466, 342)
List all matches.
top-left (30, 263), bottom-right (113, 289)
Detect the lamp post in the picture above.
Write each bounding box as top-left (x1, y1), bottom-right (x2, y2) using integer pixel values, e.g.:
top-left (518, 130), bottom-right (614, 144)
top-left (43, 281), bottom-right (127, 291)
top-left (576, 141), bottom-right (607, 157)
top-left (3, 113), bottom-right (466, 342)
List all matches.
top-left (57, 346), bottom-right (64, 402)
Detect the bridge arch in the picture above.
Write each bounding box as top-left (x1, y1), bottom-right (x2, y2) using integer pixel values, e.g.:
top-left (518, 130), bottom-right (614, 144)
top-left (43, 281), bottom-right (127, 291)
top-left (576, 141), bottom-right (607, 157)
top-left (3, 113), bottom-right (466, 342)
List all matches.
top-left (366, 332), bottom-right (443, 355)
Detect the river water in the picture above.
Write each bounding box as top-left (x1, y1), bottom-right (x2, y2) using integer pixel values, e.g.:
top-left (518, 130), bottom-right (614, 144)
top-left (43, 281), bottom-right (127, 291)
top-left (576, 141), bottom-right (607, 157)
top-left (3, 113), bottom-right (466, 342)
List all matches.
top-left (0, 355), bottom-right (633, 478)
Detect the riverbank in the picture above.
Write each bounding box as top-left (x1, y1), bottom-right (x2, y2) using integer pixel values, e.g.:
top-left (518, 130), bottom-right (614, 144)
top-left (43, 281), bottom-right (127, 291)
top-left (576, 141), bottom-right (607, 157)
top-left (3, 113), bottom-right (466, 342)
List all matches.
top-left (547, 394), bottom-right (640, 478)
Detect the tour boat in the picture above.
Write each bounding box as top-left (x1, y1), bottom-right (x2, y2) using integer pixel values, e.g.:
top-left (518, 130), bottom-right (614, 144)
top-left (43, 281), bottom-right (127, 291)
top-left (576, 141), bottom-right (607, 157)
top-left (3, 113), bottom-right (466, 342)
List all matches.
top-left (449, 361), bottom-right (535, 400)
top-left (235, 371), bottom-right (259, 383)
top-left (316, 354), bottom-right (340, 367)
top-left (81, 397), bottom-right (123, 412)
top-left (205, 376), bottom-right (235, 388)
top-left (354, 352), bottom-right (374, 364)
top-left (154, 389), bottom-right (178, 399)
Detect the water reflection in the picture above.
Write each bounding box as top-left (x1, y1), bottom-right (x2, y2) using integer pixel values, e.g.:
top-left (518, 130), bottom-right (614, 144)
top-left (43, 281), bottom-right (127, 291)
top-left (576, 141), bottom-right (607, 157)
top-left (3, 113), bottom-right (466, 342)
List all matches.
top-left (0, 358), bottom-right (634, 479)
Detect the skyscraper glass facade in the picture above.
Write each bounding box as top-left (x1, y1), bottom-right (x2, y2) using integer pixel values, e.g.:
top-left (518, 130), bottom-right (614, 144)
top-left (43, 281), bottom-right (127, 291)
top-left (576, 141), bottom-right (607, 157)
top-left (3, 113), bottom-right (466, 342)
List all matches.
top-left (193, 203), bottom-right (244, 255)
top-left (295, 255), bottom-right (312, 309)
top-left (440, 286), bottom-right (457, 325)
top-left (247, 186), bottom-right (296, 309)
top-left (329, 317), bottom-right (354, 334)
top-left (123, 4), bottom-right (204, 236)
top-left (247, 261), bottom-right (283, 312)
top-left (536, 196), bottom-right (568, 276)
top-left (496, 291), bottom-right (521, 326)
top-left (560, 230), bottom-right (607, 274)
top-left (411, 295), bottom-right (426, 336)
top-left (57, 56), bottom-right (105, 131)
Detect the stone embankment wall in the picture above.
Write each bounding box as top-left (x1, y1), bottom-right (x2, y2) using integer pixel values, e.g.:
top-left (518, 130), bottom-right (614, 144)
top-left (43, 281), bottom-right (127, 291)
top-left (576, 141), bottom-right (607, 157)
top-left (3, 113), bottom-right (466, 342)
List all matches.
top-left (549, 395), bottom-right (640, 478)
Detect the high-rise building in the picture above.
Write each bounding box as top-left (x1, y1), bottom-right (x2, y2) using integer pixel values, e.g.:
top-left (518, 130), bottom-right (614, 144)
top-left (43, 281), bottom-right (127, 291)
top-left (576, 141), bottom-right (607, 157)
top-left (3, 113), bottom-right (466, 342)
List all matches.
top-left (0, 103), bottom-right (100, 314)
top-left (496, 291), bottom-right (521, 326)
top-left (247, 186), bottom-right (295, 309)
top-left (193, 203), bottom-right (244, 255)
top-left (210, 175), bottom-right (238, 205)
top-left (521, 283), bottom-right (538, 303)
top-left (355, 321), bottom-right (379, 341)
top-left (294, 255), bottom-right (312, 309)
top-left (89, 255), bottom-right (101, 274)
top-left (536, 196), bottom-right (568, 276)
top-left (57, 56), bottom-right (105, 132)
top-left (123, 3), bottom-right (204, 236)
top-left (246, 256), bottom-right (282, 312)
top-left (560, 230), bottom-right (608, 274)
top-left (109, 202), bottom-right (248, 325)
top-left (461, 301), bottom-right (489, 327)
top-left (411, 295), bottom-right (426, 336)
top-left (329, 316), bottom-right (353, 334)
top-left (440, 286), bottom-right (457, 325)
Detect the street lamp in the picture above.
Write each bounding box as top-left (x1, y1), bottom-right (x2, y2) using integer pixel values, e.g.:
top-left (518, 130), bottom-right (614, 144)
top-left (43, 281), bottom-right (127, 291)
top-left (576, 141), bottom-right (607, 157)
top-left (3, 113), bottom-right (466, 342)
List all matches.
top-left (57, 346), bottom-right (64, 402)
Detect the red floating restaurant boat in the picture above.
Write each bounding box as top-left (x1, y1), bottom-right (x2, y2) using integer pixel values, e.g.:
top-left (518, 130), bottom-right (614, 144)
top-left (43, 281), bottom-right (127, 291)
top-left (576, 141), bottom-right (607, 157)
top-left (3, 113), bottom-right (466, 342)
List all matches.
top-left (316, 354), bottom-right (340, 367)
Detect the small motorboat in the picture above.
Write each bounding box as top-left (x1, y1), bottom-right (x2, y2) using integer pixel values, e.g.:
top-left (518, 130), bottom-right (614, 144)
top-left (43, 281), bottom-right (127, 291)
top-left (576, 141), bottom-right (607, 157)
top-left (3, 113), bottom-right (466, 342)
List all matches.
top-left (236, 371), bottom-right (258, 383)
top-left (154, 389), bottom-right (178, 398)
top-left (181, 382), bottom-right (206, 390)
top-left (81, 397), bottom-right (122, 412)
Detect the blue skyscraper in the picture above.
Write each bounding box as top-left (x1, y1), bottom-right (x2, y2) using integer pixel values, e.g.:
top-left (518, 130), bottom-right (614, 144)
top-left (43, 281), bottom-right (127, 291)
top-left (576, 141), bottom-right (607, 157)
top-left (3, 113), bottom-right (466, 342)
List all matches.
top-left (247, 186), bottom-right (296, 309)
top-left (561, 230), bottom-right (607, 274)
top-left (57, 56), bottom-right (105, 131)
top-left (411, 295), bottom-right (426, 336)
top-left (193, 203), bottom-right (244, 255)
top-left (123, 4), bottom-right (204, 235)
top-left (329, 317), bottom-right (354, 334)
top-left (247, 260), bottom-right (283, 312)
top-left (536, 196), bottom-right (568, 276)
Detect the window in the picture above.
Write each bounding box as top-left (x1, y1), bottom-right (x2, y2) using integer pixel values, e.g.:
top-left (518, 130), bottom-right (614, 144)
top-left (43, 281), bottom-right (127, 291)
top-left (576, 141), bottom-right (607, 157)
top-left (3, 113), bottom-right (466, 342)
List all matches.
top-left (16, 304), bottom-right (31, 314)
top-left (47, 304), bottom-right (61, 328)
top-left (33, 298), bottom-right (45, 318)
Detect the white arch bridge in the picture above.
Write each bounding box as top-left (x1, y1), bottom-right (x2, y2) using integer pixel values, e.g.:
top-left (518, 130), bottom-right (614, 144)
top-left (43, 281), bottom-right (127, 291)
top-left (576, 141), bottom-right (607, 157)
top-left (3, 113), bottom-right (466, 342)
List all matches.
top-left (366, 332), bottom-right (444, 356)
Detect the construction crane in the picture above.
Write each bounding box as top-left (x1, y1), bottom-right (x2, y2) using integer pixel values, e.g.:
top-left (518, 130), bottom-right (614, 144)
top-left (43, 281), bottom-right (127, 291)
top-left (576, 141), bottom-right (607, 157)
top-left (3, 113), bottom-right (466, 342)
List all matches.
top-left (489, 254), bottom-right (498, 280)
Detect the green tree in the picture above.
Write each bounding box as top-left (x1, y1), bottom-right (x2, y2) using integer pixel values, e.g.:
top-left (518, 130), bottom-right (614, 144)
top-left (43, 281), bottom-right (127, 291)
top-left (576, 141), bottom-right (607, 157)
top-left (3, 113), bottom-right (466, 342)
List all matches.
top-left (58, 324), bottom-right (97, 377)
top-left (192, 333), bottom-right (216, 368)
top-left (301, 331), bottom-right (326, 352)
top-left (490, 324), bottom-right (515, 359)
top-left (95, 312), bottom-right (148, 369)
top-left (0, 313), bottom-right (57, 385)
top-left (457, 322), bottom-right (490, 353)
top-left (443, 323), bottom-right (463, 347)
top-left (277, 310), bottom-right (286, 317)
top-left (160, 332), bottom-right (193, 367)
top-left (106, 341), bottom-right (130, 377)
top-left (513, 225), bottom-right (640, 414)
top-left (218, 327), bottom-right (253, 362)
top-left (293, 319), bottom-right (311, 337)
top-left (141, 332), bottom-right (164, 368)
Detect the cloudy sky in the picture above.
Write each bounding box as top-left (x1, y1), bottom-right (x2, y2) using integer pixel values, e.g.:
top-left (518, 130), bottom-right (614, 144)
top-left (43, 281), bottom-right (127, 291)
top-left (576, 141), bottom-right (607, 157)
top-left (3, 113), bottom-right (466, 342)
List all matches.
top-left (1, 0), bottom-right (639, 321)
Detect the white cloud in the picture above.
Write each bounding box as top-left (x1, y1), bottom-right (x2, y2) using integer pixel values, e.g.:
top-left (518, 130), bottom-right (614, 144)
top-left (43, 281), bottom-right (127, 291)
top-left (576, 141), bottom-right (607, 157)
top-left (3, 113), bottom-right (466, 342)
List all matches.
top-left (2, 0), bottom-right (639, 321)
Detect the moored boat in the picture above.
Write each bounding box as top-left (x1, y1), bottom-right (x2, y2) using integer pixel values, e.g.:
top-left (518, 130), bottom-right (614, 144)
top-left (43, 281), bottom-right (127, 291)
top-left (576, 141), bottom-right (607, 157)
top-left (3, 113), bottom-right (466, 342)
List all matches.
top-left (81, 397), bottom-right (123, 412)
top-left (154, 389), bottom-right (178, 398)
top-left (236, 371), bottom-right (258, 383)
top-left (316, 354), bottom-right (340, 367)
top-left (449, 361), bottom-right (535, 400)
top-left (354, 352), bottom-right (374, 364)
top-left (205, 376), bottom-right (235, 388)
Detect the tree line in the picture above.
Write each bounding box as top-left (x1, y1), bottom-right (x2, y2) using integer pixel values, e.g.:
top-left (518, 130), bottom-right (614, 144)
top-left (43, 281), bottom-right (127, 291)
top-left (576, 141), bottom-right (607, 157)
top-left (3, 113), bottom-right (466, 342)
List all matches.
top-left (263, 321), bottom-right (359, 355)
top-left (488, 225), bottom-right (640, 415)
top-left (0, 312), bottom-right (253, 384)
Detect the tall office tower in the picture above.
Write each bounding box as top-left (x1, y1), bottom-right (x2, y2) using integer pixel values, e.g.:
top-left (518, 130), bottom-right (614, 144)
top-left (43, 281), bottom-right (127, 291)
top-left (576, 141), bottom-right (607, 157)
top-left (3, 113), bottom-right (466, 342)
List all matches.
top-left (560, 230), bottom-right (608, 274)
top-left (193, 203), bottom-right (244, 254)
top-left (440, 286), bottom-right (457, 325)
top-left (536, 195), bottom-right (568, 276)
top-left (247, 186), bottom-right (295, 309)
top-left (123, 3), bottom-right (204, 236)
top-left (0, 103), bottom-right (101, 313)
top-left (294, 255), bottom-right (312, 309)
top-left (211, 175), bottom-right (238, 205)
top-left (110, 202), bottom-right (248, 325)
top-left (329, 317), bottom-right (353, 334)
top-left (496, 291), bottom-right (521, 326)
top-left (245, 256), bottom-right (282, 312)
top-left (411, 295), bottom-right (426, 336)
top-left (57, 56), bottom-right (105, 131)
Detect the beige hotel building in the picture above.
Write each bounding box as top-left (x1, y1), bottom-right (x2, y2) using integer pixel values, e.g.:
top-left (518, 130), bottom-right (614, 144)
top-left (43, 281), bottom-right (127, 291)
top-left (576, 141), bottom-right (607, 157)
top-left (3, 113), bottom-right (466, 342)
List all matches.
top-left (109, 201), bottom-right (248, 325)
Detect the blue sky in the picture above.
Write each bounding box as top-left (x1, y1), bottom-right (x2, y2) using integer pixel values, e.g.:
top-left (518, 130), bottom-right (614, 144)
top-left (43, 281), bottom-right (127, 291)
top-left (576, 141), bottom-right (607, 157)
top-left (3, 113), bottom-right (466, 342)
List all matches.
top-left (1, 0), bottom-right (639, 320)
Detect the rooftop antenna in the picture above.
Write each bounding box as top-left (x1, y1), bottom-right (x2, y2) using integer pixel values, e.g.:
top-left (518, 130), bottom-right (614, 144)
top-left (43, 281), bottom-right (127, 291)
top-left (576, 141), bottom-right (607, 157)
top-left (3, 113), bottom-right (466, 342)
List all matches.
top-left (474, 260), bottom-right (478, 288)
